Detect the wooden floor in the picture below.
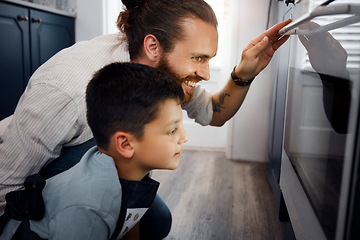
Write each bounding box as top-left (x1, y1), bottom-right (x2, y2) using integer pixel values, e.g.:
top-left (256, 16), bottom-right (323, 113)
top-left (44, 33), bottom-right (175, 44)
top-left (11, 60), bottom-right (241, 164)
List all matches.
top-left (152, 150), bottom-right (283, 240)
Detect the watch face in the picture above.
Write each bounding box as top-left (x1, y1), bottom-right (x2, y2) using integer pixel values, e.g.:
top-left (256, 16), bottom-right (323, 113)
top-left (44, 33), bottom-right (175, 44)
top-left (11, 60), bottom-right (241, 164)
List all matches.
top-left (285, 0), bottom-right (295, 6)
top-left (231, 66), bottom-right (253, 86)
top-left (234, 79), bottom-right (253, 86)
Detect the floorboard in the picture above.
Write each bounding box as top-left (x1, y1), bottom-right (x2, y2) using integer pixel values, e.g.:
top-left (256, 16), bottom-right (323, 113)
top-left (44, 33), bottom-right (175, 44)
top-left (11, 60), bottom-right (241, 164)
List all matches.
top-left (152, 150), bottom-right (283, 240)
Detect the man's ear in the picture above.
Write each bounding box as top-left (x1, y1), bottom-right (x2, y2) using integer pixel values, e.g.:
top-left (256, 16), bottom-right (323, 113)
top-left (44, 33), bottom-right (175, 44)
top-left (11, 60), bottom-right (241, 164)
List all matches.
top-left (113, 132), bottom-right (135, 159)
top-left (143, 34), bottom-right (162, 64)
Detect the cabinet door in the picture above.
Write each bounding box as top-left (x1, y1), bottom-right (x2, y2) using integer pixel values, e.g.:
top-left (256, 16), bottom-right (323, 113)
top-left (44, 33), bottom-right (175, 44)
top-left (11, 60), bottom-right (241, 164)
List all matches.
top-left (0, 2), bottom-right (31, 120)
top-left (30, 9), bottom-right (75, 73)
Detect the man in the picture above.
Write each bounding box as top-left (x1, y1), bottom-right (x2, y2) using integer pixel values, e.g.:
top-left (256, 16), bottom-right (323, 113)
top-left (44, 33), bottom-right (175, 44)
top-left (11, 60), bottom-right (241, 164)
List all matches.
top-left (0, 0), bottom-right (290, 238)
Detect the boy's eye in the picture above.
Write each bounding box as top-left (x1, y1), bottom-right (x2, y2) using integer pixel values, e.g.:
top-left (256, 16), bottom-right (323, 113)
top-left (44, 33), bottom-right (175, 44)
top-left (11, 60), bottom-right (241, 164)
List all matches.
top-left (169, 128), bottom-right (178, 135)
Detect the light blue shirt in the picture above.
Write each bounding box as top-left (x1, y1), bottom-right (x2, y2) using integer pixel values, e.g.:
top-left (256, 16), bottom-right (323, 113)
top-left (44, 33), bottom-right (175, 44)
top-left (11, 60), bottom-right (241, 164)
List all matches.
top-left (1, 146), bottom-right (122, 239)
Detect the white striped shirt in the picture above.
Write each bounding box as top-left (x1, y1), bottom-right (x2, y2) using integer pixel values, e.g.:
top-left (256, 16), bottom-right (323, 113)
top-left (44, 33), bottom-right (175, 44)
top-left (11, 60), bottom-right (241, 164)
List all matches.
top-left (0, 33), bottom-right (213, 212)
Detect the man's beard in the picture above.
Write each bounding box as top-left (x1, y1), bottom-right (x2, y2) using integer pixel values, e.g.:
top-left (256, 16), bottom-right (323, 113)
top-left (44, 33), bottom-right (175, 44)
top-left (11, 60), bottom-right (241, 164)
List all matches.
top-left (157, 56), bottom-right (199, 105)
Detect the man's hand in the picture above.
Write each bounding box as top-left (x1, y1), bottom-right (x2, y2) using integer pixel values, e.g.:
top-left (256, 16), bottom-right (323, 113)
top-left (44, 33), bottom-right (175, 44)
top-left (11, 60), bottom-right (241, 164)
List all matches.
top-left (235, 19), bottom-right (292, 80)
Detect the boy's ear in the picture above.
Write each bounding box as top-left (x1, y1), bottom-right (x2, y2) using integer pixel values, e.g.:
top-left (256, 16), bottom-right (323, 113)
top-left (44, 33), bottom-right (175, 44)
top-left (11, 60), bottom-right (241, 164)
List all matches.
top-left (143, 34), bottom-right (162, 64)
top-left (113, 132), bottom-right (135, 159)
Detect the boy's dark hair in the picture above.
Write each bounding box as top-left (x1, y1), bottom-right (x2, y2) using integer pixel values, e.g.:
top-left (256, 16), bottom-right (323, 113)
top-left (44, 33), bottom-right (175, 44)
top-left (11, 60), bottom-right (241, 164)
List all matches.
top-left (86, 62), bottom-right (184, 150)
top-left (117, 0), bottom-right (218, 60)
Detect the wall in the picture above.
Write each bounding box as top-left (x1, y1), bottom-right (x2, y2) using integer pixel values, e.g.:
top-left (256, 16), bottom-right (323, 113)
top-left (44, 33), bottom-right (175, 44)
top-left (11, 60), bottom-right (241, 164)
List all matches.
top-left (227, 0), bottom-right (282, 162)
top-left (75, 0), bottom-right (123, 41)
top-left (76, 0), bottom-right (105, 41)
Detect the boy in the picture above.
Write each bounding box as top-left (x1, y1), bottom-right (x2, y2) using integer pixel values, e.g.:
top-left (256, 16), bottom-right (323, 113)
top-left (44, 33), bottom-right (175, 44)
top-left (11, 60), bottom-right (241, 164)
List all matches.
top-left (0, 62), bottom-right (188, 239)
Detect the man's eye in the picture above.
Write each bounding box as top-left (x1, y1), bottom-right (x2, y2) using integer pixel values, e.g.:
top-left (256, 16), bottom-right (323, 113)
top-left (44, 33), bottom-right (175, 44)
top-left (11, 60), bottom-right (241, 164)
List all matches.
top-left (193, 56), bottom-right (202, 62)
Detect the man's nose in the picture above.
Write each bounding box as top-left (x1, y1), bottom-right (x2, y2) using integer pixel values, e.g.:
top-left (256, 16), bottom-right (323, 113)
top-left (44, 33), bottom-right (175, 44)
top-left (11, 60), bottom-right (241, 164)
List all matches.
top-left (195, 63), bottom-right (210, 81)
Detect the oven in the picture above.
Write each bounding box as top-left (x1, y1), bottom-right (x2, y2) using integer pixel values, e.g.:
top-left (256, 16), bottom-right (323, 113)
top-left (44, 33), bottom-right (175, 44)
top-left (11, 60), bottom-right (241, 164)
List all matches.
top-left (274, 0), bottom-right (360, 239)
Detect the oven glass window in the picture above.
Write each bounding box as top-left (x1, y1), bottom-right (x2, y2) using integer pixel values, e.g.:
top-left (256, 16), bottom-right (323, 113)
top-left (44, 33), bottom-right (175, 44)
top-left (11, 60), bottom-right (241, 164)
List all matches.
top-left (283, 2), bottom-right (360, 239)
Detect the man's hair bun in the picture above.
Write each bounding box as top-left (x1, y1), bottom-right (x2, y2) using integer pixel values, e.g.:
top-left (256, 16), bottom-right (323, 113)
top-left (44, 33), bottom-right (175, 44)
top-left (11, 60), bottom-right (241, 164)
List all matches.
top-left (121, 0), bottom-right (145, 10)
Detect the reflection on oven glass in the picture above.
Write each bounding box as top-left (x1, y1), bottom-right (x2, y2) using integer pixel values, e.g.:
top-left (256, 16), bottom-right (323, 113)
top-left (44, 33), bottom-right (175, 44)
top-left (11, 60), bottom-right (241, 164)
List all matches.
top-left (284, 22), bottom-right (353, 240)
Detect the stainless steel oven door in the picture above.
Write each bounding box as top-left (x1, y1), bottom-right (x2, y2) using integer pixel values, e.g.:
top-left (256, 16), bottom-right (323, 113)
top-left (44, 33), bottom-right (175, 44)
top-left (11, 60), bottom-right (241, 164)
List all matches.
top-left (279, 1), bottom-right (360, 240)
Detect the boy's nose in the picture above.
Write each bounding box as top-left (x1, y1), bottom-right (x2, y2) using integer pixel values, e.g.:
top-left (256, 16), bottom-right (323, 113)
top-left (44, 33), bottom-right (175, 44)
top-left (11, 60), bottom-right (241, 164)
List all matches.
top-left (179, 127), bottom-right (189, 144)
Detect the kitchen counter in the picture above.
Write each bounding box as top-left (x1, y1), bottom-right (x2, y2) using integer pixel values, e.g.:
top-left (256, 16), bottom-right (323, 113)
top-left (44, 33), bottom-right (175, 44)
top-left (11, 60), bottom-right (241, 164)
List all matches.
top-left (0, 0), bottom-right (76, 18)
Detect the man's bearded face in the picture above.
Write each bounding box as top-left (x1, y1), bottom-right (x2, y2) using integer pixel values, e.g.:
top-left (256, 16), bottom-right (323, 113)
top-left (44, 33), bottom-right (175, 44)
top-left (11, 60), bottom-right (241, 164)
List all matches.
top-left (157, 55), bottom-right (202, 105)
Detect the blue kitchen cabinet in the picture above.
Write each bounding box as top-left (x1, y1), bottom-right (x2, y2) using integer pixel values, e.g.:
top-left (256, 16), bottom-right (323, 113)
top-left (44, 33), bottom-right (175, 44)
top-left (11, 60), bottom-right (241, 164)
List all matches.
top-left (0, 1), bottom-right (75, 120)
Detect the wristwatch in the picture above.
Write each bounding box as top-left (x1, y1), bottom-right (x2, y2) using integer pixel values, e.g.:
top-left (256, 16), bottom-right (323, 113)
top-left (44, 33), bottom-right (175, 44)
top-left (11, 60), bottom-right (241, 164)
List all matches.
top-left (231, 66), bottom-right (254, 86)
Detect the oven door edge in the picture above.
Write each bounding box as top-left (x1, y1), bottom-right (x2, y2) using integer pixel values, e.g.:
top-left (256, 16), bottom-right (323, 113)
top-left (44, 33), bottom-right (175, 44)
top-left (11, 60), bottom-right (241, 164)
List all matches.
top-left (279, 149), bottom-right (327, 240)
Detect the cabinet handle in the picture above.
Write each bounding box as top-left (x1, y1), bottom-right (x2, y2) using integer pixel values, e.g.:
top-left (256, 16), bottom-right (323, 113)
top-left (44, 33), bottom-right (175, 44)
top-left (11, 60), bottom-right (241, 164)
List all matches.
top-left (17, 16), bottom-right (29, 21)
top-left (32, 18), bottom-right (42, 23)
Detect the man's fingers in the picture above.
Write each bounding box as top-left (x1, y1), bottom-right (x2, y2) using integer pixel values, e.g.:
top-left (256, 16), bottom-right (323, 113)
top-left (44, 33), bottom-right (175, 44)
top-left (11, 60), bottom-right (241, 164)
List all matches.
top-left (266, 18), bottom-right (293, 42)
top-left (272, 35), bottom-right (290, 51)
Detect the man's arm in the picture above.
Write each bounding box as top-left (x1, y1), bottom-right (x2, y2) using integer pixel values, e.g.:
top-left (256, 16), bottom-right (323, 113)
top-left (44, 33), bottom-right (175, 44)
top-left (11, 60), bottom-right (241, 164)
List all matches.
top-left (210, 19), bottom-right (292, 126)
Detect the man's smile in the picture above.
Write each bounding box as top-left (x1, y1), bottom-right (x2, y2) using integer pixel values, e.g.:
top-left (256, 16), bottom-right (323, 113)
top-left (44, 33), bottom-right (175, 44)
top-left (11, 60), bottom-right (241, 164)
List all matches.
top-left (184, 80), bottom-right (197, 88)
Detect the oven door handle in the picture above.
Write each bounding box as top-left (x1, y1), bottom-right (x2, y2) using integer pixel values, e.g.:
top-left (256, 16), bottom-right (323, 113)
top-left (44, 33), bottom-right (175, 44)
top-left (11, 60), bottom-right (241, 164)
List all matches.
top-left (278, 3), bottom-right (360, 36)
